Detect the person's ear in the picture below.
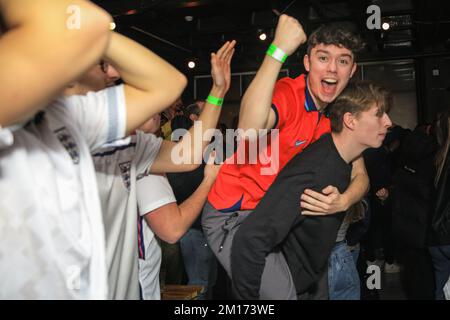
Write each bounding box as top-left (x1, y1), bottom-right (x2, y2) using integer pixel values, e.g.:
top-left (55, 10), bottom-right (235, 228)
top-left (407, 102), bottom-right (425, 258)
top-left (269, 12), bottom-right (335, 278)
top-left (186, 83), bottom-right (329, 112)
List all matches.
top-left (303, 54), bottom-right (310, 72)
top-left (350, 63), bottom-right (357, 79)
top-left (189, 114), bottom-right (196, 122)
top-left (343, 112), bottom-right (357, 130)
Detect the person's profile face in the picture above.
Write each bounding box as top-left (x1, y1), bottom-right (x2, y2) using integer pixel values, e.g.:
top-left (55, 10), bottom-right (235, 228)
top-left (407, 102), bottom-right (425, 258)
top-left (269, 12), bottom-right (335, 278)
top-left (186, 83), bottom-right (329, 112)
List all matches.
top-left (304, 44), bottom-right (356, 108)
top-left (76, 61), bottom-right (120, 92)
top-left (102, 61), bottom-right (121, 87)
top-left (353, 103), bottom-right (392, 149)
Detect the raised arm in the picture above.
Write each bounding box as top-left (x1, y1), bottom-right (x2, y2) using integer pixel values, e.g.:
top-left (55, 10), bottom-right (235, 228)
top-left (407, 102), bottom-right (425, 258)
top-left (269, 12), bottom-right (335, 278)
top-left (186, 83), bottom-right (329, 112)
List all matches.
top-left (144, 161), bottom-right (221, 244)
top-left (301, 155), bottom-right (369, 215)
top-left (104, 32), bottom-right (187, 135)
top-left (0, 0), bottom-right (112, 127)
top-left (150, 41), bottom-right (235, 173)
top-left (238, 14), bottom-right (306, 132)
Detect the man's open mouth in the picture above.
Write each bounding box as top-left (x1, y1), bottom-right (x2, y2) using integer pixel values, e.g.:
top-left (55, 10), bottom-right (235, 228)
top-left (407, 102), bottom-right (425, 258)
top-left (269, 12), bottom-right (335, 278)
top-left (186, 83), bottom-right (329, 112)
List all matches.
top-left (321, 78), bottom-right (338, 94)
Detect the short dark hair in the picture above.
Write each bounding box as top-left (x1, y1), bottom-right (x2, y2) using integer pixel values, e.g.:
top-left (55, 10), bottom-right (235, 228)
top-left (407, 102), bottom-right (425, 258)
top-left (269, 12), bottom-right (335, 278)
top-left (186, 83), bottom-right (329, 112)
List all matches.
top-left (184, 102), bottom-right (201, 118)
top-left (171, 114), bottom-right (193, 132)
top-left (307, 24), bottom-right (364, 58)
top-left (328, 81), bottom-right (391, 133)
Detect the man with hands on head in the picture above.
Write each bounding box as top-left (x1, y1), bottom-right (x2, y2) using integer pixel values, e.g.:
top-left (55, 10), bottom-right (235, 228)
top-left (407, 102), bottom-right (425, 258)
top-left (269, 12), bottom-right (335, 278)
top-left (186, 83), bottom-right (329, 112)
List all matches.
top-left (88, 41), bottom-right (235, 299)
top-left (0, 0), bottom-right (186, 299)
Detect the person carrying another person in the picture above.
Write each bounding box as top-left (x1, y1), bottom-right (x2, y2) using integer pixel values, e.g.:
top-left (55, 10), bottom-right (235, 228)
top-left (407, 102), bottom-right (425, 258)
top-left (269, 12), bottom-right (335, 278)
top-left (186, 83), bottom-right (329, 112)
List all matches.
top-left (202, 14), bottom-right (368, 299)
top-left (231, 82), bottom-right (392, 299)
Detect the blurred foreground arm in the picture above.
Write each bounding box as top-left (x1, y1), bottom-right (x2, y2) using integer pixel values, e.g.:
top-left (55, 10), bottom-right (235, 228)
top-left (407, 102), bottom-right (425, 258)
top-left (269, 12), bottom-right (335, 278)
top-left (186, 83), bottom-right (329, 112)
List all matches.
top-left (0, 0), bottom-right (112, 126)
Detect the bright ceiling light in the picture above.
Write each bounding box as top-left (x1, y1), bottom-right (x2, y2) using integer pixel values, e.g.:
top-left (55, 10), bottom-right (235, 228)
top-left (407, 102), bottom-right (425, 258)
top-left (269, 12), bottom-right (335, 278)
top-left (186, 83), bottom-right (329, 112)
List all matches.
top-left (188, 61), bottom-right (196, 69)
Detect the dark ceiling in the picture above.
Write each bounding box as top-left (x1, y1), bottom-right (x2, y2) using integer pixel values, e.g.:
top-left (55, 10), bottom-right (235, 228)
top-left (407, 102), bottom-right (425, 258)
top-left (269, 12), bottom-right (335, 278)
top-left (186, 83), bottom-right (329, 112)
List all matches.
top-left (93, 0), bottom-right (450, 74)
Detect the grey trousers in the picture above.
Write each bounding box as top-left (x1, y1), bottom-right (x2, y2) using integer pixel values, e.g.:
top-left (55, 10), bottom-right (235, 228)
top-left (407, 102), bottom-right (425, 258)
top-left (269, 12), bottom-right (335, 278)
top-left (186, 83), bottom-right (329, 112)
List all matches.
top-left (201, 201), bottom-right (297, 300)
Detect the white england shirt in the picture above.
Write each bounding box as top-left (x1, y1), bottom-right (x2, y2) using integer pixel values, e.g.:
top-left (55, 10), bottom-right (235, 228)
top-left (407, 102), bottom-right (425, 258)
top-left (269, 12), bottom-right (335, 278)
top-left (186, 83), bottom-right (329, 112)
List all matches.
top-left (93, 131), bottom-right (162, 299)
top-left (0, 85), bottom-right (126, 299)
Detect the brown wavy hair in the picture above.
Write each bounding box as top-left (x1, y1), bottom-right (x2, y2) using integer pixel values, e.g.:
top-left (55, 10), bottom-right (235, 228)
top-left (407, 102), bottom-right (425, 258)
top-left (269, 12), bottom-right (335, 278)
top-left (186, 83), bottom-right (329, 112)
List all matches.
top-left (328, 81), bottom-right (391, 133)
top-left (307, 24), bottom-right (365, 58)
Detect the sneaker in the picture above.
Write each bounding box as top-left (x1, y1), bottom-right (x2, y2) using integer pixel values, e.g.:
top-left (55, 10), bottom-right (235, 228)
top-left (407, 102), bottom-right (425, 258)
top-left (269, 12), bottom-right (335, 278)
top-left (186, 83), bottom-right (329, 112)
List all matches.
top-left (384, 262), bottom-right (401, 273)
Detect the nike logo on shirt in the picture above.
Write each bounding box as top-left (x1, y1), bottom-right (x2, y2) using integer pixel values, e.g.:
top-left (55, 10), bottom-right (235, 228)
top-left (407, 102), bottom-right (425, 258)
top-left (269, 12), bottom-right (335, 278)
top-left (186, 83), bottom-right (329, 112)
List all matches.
top-left (295, 140), bottom-right (307, 146)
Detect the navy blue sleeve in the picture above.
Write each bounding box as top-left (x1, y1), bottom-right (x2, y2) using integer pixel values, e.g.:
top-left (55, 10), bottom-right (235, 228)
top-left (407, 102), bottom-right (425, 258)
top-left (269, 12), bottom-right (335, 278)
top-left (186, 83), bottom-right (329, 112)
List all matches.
top-left (271, 104), bottom-right (280, 129)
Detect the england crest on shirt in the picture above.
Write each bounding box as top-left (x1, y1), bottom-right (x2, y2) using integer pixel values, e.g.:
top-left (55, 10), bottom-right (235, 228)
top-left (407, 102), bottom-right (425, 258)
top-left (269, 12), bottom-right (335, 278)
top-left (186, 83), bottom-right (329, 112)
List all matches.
top-left (119, 161), bottom-right (132, 190)
top-left (54, 127), bottom-right (80, 164)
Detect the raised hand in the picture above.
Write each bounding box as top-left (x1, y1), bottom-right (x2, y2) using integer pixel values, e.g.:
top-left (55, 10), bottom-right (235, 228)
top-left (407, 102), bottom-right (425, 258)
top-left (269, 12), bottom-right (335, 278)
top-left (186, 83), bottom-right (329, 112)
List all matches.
top-left (272, 14), bottom-right (307, 56)
top-left (211, 40), bottom-right (236, 95)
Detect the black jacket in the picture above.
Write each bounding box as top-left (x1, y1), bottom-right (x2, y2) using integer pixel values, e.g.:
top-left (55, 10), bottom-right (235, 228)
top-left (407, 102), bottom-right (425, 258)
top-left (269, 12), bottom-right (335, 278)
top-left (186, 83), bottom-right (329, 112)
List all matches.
top-left (392, 129), bottom-right (436, 248)
top-left (429, 147), bottom-right (450, 246)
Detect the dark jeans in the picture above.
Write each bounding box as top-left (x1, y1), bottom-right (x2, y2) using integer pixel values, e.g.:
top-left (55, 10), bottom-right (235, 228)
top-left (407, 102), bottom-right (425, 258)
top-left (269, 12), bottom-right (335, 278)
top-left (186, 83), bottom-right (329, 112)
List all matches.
top-left (160, 241), bottom-right (184, 285)
top-left (363, 195), bottom-right (396, 263)
top-left (398, 247), bottom-right (435, 300)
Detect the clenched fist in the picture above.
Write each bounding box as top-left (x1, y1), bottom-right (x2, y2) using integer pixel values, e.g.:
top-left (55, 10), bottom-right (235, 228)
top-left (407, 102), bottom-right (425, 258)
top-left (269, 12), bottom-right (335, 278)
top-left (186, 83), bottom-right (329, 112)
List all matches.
top-left (272, 14), bottom-right (307, 56)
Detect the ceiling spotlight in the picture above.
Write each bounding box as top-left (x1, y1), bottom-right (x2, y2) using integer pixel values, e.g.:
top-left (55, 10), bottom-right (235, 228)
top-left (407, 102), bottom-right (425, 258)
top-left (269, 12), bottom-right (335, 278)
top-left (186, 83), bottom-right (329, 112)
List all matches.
top-left (382, 22), bottom-right (390, 30)
top-left (188, 61), bottom-right (196, 69)
top-left (259, 32), bottom-right (267, 41)
top-left (185, 15), bottom-right (194, 22)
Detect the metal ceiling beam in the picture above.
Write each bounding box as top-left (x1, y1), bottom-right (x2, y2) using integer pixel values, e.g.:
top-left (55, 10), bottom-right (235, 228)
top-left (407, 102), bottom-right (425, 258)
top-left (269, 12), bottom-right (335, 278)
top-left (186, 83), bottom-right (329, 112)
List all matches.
top-left (131, 26), bottom-right (193, 53)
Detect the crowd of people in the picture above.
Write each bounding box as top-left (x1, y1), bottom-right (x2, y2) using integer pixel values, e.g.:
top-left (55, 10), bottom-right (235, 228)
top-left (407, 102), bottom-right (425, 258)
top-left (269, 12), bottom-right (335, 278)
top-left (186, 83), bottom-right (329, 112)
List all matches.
top-left (0, 0), bottom-right (449, 300)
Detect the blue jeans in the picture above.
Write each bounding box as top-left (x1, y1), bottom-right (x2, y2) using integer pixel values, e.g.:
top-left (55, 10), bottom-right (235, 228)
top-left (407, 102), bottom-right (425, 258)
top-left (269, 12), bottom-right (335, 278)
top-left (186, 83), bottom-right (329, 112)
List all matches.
top-left (180, 228), bottom-right (217, 300)
top-left (328, 241), bottom-right (361, 300)
top-left (429, 245), bottom-right (450, 300)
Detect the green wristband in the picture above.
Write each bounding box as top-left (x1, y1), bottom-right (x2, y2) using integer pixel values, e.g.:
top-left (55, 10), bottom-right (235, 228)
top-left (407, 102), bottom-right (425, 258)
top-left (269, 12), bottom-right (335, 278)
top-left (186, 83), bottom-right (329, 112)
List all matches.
top-left (266, 43), bottom-right (288, 63)
top-left (206, 95), bottom-right (224, 107)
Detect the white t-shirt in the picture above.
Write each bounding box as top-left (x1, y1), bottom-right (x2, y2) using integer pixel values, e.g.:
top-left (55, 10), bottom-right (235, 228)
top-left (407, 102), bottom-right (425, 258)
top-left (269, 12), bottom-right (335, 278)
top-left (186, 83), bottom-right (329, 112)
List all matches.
top-left (0, 85), bottom-right (126, 299)
top-left (137, 173), bottom-right (176, 300)
top-left (93, 131), bottom-right (162, 300)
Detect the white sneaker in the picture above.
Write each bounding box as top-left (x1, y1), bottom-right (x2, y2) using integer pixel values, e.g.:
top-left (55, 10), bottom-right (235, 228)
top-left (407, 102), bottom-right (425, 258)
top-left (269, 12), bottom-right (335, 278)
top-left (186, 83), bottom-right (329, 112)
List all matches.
top-left (384, 262), bottom-right (401, 273)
